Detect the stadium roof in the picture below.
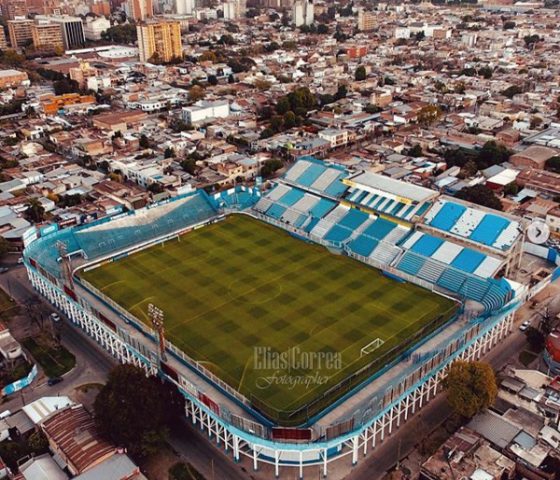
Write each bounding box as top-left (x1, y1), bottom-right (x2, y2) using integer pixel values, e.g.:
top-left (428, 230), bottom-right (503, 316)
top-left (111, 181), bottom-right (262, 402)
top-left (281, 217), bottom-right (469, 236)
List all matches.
top-left (348, 171), bottom-right (437, 203)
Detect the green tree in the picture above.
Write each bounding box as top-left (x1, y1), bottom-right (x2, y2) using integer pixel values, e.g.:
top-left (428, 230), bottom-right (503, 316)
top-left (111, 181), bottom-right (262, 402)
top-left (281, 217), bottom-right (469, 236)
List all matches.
top-left (28, 431), bottom-right (49, 454)
top-left (544, 156), bottom-right (560, 173)
top-left (261, 158), bottom-right (283, 177)
top-left (317, 23), bottom-right (329, 34)
top-left (94, 365), bottom-right (183, 457)
top-left (164, 147), bottom-right (175, 158)
top-left (501, 85), bottom-right (523, 99)
top-left (407, 144), bottom-right (423, 158)
top-left (477, 141), bottom-right (511, 169)
top-left (276, 97), bottom-right (291, 115)
top-left (181, 158), bottom-right (198, 175)
top-left (456, 184), bottom-right (503, 211)
top-left (0, 237), bottom-right (10, 258)
top-left (503, 20), bottom-right (516, 30)
top-left (189, 85), bottom-right (205, 103)
top-left (355, 65), bottom-right (366, 81)
top-left (503, 182), bottom-right (519, 196)
top-left (139, 134), bottom-right (150, 149)
top-left (444, 361), bottom-right (497, 418)
top-left (101, 24), bottom-right (137, 44)
top-left (24, 198), bottom-right (45, 223)
top-left (283, 111), bottom-right (297, 129)
top-left (417, 105), bottom-right (442, 126)
top-left (207, 74), bottom-right (218, 86)
top-left (260, 128), bottom-right (274, 139)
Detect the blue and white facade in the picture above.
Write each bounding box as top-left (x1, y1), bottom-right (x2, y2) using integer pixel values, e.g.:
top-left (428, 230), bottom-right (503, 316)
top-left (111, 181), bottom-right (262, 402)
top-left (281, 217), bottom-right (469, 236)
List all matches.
top-left (23, 158), bottom-right (553, 478)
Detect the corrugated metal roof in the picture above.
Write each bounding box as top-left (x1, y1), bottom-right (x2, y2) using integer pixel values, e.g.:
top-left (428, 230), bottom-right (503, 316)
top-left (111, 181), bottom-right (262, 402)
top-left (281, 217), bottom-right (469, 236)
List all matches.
top-left (467, 411), bottom-right (521, 449)
top-left (349, 171), bottom-right (436, 203)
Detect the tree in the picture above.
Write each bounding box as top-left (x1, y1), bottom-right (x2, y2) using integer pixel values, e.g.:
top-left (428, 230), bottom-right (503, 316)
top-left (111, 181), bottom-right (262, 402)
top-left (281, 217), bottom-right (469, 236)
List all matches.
top-left (335, 84), bottom-right (347, 100)
top-left (0, 237), bottom-right (10, 258)
top-left (417, 105), bottom-right (442, 126)
top-left (94, 365), bottom-right (183, 457)
top-left (545, 156), bottom-right (560, 173)
top-left (139, 134), bottom-right (150, 149)
top-left (254, 78), bottom-right (272, 91)
top-left (456, 184), bottom-right (503, 211)
top-left (283, 111), bottom-right (297, 129)
top-left (207, 74), bottom-right (218, 86)
top-left (503, 182), bottom-right (519, 196)
top-left (164, 147), bottom-right (175, 158)
top-left (524, 34), bottom-right (540, 48)
top-left (407, 144), bottom-right (423, 158)
top-left (181, 158), bottom-right (197, 175)
top-left (365, 104), bottom-right (382, 114)
top-left (260, 128), bottom-right (274, 139)
top-left (101, 24), bottom-right (137, 44)
top-left (355, 65), bottom-right (366, 81)
top-left (501, 85), bottom-right (522, 99)
top-left (261, 158), bottom-right (283, 177)
top-left (444, 361), bottom-right (497, 418)
top-left (477, 141), bottom-right (511, 169)
top-left (479, 66), bottom-right (493, 79)
top-left (24, 198), bottom-right (45, 223)
top-left (317, 23), bottom-right (329, 34)
top-left (188, 85), bottom-right (205, 103)
top-left (503, 20), bottom-right (516, 30)
top-left (53, 77), bottom-right (81, 96)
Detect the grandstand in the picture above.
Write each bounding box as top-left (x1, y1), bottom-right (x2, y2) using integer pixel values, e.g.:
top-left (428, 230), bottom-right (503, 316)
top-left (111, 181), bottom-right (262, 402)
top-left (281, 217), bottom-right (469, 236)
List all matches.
top-left (22, 157), bottom-right (538, 477)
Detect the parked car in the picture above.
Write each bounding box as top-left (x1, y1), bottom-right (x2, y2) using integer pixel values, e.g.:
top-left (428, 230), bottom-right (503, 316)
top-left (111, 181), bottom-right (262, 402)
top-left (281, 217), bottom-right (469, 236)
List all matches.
top-left (47, 377), bottom-right (63, 386)
top-left (50, 313), bottom-right (61, 323)
top-left (519, 320), bottom-right (531, 332)
top-left (0, 267), bottom-right (8, 274)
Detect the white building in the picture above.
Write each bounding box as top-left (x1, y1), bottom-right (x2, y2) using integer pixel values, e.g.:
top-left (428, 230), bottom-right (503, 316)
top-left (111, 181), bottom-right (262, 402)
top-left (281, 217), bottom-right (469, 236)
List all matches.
top-left (175, 0), bottom-right (195, 15)
top-left (223, 1), bottom-right (237, 20)
top-left (84, 17), bottom-right (111, 41)
top-left (182, 100), bottom-right (230, 124)
top-left (292, 0), bottom-right (313, 27)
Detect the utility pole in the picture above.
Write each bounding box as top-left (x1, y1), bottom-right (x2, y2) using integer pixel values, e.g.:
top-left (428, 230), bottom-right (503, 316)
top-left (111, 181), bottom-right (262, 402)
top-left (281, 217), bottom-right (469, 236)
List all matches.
top-left (148, 303), bottom-right (167, 363)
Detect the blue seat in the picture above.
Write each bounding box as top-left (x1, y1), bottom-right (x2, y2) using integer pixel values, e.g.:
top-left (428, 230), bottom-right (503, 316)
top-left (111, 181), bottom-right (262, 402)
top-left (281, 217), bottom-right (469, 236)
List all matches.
top-left (429, 202), bottom-right (467, 231)
top-left (397, 252), bottom-right (425, 276)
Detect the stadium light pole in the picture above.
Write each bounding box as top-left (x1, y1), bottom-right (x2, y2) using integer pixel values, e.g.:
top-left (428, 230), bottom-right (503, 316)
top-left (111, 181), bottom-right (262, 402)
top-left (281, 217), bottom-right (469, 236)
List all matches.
top-left (148, 303), bottom-right (167, 363)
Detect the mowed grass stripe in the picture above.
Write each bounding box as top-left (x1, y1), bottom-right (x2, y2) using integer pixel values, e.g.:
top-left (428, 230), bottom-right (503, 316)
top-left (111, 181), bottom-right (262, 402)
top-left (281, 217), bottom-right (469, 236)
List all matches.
top-left (83, 215), bottom-right (456, 412)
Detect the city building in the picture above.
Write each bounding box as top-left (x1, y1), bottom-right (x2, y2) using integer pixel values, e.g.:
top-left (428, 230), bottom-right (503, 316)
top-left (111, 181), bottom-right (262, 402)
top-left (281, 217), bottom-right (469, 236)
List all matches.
top-left (31, 20), bottom-right (64, 51)
top-left (0, 29), bottom-right (7, 50)
top-left (7, 18), bottom-right (33, 49)
top-left (1, 0), bottom-right (27, 20)
top-left (36, 15), bottom-right (86, 49)
top-left (292, 0), bottom-right (313, 26)
top-left (175, 0), bottom-right (195, 15)
top-left (127, 0), bottom-right (153, 21)
top-left (84, 16), bottom-right (111, 41)
top-left (182, 100), bottom-right (230, 124)
top-left (223, 1), bottom-right (237, 20)
top-left (90, 0), bottom-right (111, 16)
top-left (357, 9), bottom-right (376, 31)
top-left (69, 62), bottom-right (99, 89)
top-left (136, 20), bottom-right (182, 63)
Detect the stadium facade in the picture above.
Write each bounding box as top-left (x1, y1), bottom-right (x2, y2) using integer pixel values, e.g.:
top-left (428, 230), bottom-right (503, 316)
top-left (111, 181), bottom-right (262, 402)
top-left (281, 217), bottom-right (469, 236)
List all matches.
top-left (23, 157), bottom-right (560, 477)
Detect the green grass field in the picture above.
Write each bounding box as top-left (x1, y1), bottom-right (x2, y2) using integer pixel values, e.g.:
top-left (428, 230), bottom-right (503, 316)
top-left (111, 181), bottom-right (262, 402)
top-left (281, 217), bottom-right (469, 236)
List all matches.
top-left (82, 215), bottom-right (456, 422)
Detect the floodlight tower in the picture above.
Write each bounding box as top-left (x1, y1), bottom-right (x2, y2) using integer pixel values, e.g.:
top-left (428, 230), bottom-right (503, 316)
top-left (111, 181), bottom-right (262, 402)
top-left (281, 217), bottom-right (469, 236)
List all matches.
top-left (56, 240), bottom-right (73, 288)
top-left (148, 303), bottom-right (167, 363)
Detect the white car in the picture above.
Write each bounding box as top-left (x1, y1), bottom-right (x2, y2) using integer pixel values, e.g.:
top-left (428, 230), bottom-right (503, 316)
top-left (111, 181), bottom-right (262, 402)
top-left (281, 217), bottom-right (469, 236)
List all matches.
top-left (519, 321), bottom-right (531, 332)
top-left (50, 313), bottom-right (61, 323)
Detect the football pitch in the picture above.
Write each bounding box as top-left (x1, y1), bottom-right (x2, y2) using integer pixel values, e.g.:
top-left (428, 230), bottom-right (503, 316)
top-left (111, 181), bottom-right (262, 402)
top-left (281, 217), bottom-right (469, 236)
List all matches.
top-left (82, 214), bottom-right (456, 422)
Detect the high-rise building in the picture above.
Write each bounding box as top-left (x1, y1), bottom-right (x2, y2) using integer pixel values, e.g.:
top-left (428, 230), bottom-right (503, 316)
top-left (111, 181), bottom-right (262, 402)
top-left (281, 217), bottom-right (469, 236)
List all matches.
top-left (0, 29), bottom-right (7, 50)
top-left (292, 0), bottom-right (313, 27)
top-left (175, 0), bottom-right (195, 15)
top-left (31, 20), bottom-right (64, 50)
top-left (357, 9), bottom-right (376, 32)
top-left (1, 0), bottom-right (28, 20)
top-left (7, 18), bottom-right (33, 48)
top-left (127, 0), bottom-right (153, 21)
top-left (38, 15), bottom-right (86, 49)
top-left (90, 0), bottom-right (112, 16)
top-left (136, 20), bottom-right (182, 63)
top-left (223, 1), bottom-right (237, 20)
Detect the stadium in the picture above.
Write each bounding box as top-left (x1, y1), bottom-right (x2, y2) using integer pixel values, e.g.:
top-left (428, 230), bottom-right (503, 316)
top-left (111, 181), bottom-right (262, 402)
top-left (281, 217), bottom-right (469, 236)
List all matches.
top-left (22, 156), bottom-right (560, 477)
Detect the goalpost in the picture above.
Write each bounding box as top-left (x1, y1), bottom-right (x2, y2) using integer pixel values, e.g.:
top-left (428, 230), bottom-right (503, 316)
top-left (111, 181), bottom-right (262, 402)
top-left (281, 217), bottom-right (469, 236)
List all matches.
top-left (360, 338), bottom-right (385, 357)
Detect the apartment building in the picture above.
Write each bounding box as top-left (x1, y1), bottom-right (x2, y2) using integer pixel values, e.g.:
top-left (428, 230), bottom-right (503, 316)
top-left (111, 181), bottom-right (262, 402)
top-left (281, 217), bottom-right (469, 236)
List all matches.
top-left (357, 9), bottom-right (376, 31)
top-left (7, 18), bottom-right (33, 49)
top-left (31, 20), bottom-right (64, 50)
top-left (127, 0), bottom-right (153, 21)
top-left (136, 20), bottom-right (182, 63)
